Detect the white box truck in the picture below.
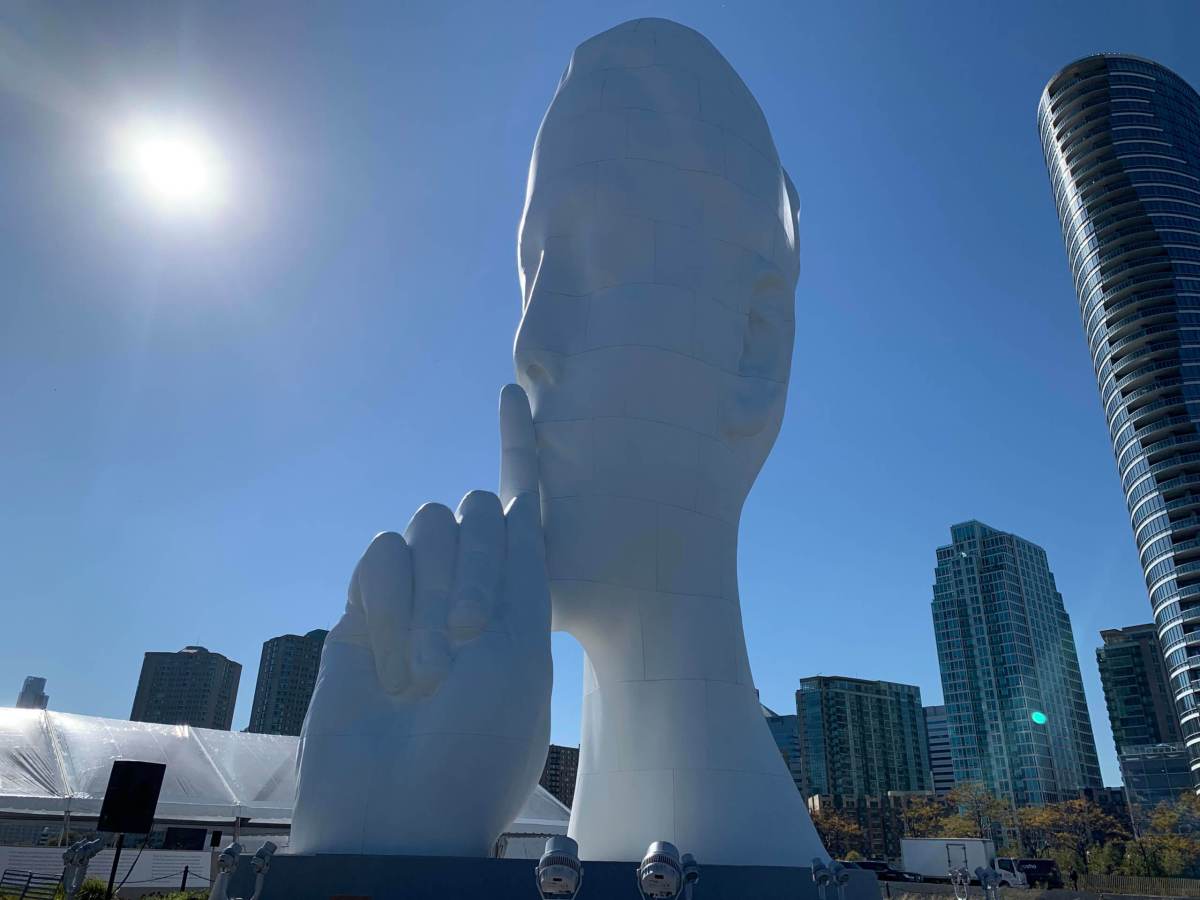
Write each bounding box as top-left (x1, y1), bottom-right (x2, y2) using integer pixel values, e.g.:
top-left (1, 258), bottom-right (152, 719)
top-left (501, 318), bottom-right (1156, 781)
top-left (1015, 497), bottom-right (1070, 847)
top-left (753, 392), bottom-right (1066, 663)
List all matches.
top-left (901, 838), bottom-right (999, 883)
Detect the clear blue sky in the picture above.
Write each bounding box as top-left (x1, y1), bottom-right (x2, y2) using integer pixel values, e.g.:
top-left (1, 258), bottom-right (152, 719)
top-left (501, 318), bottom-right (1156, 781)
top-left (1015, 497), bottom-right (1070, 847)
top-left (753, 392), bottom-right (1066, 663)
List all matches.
top-left (2, 1), bottom-right (1198, 787)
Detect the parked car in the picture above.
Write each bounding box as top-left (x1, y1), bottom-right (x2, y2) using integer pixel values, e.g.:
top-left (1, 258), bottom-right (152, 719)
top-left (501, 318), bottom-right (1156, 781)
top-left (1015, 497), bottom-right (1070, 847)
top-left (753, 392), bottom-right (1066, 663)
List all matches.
top-left (838, 859), bottom-right (925, 882)
top-left (998, 858), bottom-right (1063, 889)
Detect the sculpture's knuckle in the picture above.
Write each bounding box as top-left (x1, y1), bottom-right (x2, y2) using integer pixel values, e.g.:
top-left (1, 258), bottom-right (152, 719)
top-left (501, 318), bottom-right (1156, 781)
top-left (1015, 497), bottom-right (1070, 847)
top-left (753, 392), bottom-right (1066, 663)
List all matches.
top-left (458, 490), bottom-right (503, 521)
top-left (463, 488), bottom-right (499, 503)
top-left (415, 501), bottom-right (454, 519)
top-left (368, 530), bottom-right (406, 551)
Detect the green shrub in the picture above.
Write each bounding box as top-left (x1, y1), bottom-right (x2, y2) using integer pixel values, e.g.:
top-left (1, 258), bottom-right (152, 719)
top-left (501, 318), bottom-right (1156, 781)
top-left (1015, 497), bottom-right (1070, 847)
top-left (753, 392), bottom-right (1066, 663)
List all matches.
top-left (73, 878), bottom-right (110, 900)
top-left (0, 877), bottom-right (209, 900)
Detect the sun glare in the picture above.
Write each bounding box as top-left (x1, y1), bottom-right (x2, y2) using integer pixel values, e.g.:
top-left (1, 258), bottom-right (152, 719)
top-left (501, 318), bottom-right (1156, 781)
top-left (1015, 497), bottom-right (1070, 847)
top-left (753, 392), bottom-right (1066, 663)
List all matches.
top-left (116, 119), bottom-right (229, 218)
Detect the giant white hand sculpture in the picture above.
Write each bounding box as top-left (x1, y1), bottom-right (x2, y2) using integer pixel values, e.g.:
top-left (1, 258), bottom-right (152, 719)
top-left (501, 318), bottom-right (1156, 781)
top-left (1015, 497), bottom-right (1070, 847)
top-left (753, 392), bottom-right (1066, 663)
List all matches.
top-left (290, 385), bottom-right (551, 856)
top-left (515, 18), bottom-right (828, 866)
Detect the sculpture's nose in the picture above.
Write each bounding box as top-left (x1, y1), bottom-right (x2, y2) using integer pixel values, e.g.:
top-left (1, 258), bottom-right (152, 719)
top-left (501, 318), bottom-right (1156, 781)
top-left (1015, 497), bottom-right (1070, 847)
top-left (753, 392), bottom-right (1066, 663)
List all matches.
top-left (513, 297), bottom-right (566, 391)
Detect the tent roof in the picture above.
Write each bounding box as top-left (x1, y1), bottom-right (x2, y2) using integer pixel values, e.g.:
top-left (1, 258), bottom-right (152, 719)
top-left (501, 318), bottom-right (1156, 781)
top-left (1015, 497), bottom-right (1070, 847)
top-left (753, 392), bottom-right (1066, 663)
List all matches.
top-left (0, 708), bottom-right (569, 832)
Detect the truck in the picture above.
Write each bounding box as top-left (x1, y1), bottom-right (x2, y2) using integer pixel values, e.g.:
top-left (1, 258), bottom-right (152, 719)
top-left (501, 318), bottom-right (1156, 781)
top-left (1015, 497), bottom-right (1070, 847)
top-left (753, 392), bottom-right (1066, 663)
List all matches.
top-left (900, 838), bottom-right (1026, 885)
top-left (995, 857), bottom-right (1062, 889)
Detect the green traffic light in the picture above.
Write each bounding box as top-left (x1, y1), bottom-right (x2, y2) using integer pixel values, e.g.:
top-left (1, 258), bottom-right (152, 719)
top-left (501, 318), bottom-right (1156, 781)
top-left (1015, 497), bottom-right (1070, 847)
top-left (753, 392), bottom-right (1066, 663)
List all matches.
top-left (1031, 710), bottom-right (1048, 725)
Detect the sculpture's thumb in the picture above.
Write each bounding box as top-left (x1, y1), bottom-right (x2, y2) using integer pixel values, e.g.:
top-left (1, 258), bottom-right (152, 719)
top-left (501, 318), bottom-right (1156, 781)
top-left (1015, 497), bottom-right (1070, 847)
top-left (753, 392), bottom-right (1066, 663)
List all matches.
top-left (499, 383), bottom-right (539, 508)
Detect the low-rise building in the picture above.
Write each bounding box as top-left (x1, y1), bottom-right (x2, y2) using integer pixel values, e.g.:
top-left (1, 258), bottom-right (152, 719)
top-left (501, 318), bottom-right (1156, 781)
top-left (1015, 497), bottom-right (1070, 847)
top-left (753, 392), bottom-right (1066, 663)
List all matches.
top-left (1080, 786), bottom-right (1131, 830)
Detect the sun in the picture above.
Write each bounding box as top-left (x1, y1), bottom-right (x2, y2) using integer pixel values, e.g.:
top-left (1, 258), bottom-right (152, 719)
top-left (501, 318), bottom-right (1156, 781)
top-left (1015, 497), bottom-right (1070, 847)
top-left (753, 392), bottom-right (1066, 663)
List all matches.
top-left (115, 119), bottom-right (229, 218)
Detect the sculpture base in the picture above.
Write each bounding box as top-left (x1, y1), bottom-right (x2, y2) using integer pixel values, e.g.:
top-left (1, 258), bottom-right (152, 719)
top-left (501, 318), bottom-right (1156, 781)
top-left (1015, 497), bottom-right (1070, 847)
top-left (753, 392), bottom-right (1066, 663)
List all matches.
top-left (229, 853), bottom-right (880, 899)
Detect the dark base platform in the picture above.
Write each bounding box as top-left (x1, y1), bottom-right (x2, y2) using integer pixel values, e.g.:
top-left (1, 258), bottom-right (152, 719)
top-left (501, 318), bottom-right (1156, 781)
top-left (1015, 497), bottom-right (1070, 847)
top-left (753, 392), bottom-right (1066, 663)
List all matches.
top-left (228, 853), bottom-right (879, 900)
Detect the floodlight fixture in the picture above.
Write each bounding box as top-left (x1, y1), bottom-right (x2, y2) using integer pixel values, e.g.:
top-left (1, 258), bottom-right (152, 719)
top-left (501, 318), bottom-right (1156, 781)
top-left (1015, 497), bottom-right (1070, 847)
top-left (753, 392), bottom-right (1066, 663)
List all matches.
top-left (536, 835), bottom-right (583, 899)
top-left (680, 852), bottom-right (700, 900)
top-left (210, 841), bottom-right (243, 900)
top-left (63, 838), bottom-right (105, 899)
top-left (830, 860), bottom-right (852, 900)
top-left (638, 841), bottom-right (683, 899)
top-left (813, 857), bottom-right (833, 900)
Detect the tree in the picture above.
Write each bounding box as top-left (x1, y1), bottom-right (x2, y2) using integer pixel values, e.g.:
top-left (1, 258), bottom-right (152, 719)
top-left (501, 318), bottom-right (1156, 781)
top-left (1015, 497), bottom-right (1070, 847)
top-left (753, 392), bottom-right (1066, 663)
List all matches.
top-left (1122, 792), bottom-right (1200, 877)
top-left (1086, 841), bottom-right (1123, 876)
top-left (1017, 800), bottom-right (1127, 873)
top-left (812, 807), bottom-right (865, 859)
top-left (1147, 791), bottom-right (1200, 837)
top-left (901, 796), bottom-right (952, 838)
top-left (943, 783), bottom-right (1008, 840)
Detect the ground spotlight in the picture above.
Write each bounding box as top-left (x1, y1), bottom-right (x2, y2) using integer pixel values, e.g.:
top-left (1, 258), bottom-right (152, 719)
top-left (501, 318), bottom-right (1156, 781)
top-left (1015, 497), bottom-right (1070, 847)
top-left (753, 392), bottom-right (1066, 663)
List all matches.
top-left (536, 835), bottom-right (582, 898)
top-left (680, 853), bottom-right (700, 900)
top-left (247, 841), bottom-right (277, 900)
top-left (813, 858), bottom-right (833, 900)
top-left (951, 866), bottom-right (971, 900)
top-left (830, 860), bottom-right (852, 900)
top-left (638, 841), bottom-right (683, 899)
top-left (62, 838), bottom-right (104, 899)
top-left (210, 841), bottom-right (243, 900)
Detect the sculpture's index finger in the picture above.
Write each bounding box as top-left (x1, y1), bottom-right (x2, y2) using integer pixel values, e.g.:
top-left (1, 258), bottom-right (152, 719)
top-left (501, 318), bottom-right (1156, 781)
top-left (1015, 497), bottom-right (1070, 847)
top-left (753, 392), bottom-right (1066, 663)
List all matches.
top-left (503, 490), bottom-right (550, 636)
top-left (499, 383), bottom-right (540, 508)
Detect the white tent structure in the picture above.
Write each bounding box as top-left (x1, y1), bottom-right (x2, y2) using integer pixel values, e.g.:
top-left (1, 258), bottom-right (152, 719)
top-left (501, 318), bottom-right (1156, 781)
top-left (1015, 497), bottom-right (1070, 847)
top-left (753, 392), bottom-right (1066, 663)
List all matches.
top-left (0, 707), bottom-right (569, 837)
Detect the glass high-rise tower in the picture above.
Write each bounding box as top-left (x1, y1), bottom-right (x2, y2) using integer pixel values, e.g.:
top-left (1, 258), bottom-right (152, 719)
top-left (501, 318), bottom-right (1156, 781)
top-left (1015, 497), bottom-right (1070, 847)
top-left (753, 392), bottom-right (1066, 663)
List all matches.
top-left (923, 704), bottom-right (956, 796)
top-left (932, 521), bottom-right (1102, 806)
top-left (795, 676), bottom-right (930, 798)
top-left (1038, 55), bottom-right (1200, 790)
top-left (131, 645), bottom-right (242, 731)
top-left (1096, 623), bottom-right (1183, 753)
top-left (247, 629), bottom-right (328, 736)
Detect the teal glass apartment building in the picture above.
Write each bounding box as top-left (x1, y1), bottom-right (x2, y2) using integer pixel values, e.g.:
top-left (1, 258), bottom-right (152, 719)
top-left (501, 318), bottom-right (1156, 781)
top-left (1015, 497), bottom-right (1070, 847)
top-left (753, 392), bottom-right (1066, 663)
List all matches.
top-left (932, 521), bottom-right (1102, 806)
top-left (796, 676), bottom-right (930, 797)
top-left (1039, 54), bottom-right (1200, 790)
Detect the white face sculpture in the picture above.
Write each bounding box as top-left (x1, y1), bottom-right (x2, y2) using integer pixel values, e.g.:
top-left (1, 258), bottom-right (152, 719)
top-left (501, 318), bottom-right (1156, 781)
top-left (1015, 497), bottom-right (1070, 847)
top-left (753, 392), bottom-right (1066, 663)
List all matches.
top-left (515, 18), bottom-right (800, 529)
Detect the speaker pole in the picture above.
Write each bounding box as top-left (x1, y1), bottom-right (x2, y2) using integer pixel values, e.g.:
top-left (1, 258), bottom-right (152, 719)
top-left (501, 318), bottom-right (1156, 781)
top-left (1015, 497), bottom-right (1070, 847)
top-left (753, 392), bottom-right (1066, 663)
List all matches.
top-left (105, 832), bottom-right (124, 899)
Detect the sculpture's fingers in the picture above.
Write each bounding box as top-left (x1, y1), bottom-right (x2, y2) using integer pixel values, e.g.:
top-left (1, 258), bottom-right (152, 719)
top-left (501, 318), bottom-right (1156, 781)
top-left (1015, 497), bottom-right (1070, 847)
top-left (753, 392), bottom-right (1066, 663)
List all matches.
top-left (503, 490), bottom-right (551, 636)
top-left (499, 383), bottom-right (540, 508)
top-left (353, 531), bottom-right (414, 694)
top-left (403, 502), bottom-right (458, 694)
top-left (448, 490), bottom-right (504, 642)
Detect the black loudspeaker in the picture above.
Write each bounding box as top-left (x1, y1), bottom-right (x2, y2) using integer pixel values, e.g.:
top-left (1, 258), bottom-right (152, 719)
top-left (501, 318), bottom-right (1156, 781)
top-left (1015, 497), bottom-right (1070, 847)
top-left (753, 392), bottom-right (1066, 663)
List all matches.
top-left (97, 760), bottom-right (166, 834)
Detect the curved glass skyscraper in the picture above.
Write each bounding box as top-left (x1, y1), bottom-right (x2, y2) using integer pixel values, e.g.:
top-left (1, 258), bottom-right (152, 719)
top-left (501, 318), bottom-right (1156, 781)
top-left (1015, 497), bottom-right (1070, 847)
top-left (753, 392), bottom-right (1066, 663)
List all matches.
top-left (1039, 55), bottom-right (1200, 791)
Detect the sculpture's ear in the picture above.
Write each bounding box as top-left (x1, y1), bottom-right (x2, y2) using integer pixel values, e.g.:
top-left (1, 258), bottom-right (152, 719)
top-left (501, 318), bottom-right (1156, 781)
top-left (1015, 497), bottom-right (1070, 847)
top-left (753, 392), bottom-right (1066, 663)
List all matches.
top-left (722, 158), bottom-right (799, 442)
top-left (723, 261), bottom-right (794, 439)
top-left (740, 261), bottom-right (794, 384)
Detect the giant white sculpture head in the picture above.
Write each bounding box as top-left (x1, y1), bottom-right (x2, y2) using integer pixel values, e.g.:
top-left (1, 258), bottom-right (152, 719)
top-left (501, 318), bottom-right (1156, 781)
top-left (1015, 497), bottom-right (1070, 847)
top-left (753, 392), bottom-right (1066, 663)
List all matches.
top-left (516, 17), bottom-right (799, 528)
top-left (515, 18), bottom-right (824, 867)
